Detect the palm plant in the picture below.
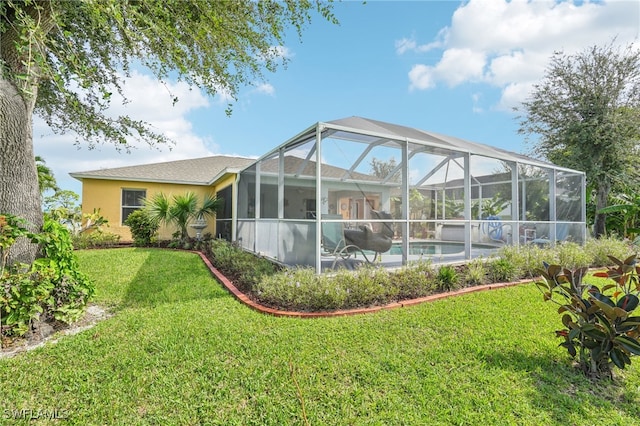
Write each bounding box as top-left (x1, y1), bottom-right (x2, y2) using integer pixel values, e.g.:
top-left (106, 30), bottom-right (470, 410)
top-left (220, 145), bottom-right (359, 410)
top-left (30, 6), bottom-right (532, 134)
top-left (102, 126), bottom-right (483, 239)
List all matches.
top-left (146, 192), bottom-right (222, 242)
top-left (598, 192), bottom-right (640, 239)
top-left (36, 155), bottom-right (59, 194)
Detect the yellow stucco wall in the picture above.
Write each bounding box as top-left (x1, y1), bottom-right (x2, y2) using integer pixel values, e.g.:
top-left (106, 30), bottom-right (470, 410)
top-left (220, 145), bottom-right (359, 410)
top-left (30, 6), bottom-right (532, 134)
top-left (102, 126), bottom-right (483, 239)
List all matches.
top-left (80, 175), bottom-right (236, 241)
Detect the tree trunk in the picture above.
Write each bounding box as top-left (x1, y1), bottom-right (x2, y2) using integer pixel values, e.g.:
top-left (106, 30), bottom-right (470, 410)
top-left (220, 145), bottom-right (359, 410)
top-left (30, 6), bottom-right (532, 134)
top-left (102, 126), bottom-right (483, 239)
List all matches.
top-left (0, 2), bottom-right (57, 265)
top-left (593, 180), bottom-right (610, 239)
top-left (0, 77), bottom-right (43, 265)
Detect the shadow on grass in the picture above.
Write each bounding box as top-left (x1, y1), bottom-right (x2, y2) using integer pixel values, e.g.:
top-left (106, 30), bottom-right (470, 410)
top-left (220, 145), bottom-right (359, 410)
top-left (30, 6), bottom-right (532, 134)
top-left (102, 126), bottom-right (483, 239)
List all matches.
top-left (482, 348), bottom-right (640, 422)
top-left (121, 249), bottom-right (230, 309)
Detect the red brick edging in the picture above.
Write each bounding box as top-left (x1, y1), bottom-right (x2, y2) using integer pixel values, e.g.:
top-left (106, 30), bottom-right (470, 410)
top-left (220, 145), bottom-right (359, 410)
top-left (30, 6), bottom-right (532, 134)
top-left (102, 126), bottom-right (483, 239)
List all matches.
top-left (195, 252), bottom-right (532, 318)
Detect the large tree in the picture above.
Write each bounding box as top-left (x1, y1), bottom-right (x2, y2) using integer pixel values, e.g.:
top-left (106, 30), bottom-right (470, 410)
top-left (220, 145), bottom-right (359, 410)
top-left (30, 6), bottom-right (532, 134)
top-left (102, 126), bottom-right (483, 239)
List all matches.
top-left (0, 0), bottom-right (336, 264)
top-left (517, 41), bottom-right (640, 238)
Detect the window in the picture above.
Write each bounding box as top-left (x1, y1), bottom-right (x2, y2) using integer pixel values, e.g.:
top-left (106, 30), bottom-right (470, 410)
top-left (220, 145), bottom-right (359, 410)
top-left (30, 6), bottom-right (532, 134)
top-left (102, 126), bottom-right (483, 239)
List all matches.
top-left (215, 186), bottom-right (233, 241)
top-left (122, 189), bottom-right (146, 224)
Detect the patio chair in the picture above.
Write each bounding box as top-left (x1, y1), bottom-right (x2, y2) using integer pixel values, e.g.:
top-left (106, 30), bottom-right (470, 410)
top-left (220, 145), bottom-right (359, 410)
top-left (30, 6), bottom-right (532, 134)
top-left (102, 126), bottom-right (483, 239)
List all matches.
top-left (482, 215), bottom-right (506, 244)
top-left (321, 214), bottom-right (373, 269)
top-left (343, 210), bottom-right (393, 255)
top-left (530, 223), bottom-right (570, 246)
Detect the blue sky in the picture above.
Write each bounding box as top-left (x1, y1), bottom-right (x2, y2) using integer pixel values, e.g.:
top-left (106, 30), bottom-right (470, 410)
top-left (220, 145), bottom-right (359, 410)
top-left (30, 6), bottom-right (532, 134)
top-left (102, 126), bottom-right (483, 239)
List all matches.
top-left (34, 0), bottom-right (640, 196)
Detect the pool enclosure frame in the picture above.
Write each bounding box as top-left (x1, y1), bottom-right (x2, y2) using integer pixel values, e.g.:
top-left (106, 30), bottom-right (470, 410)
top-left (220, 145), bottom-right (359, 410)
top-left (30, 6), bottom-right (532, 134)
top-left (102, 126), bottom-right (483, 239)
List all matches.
top-left (234, 117), bottom-right (586, 273)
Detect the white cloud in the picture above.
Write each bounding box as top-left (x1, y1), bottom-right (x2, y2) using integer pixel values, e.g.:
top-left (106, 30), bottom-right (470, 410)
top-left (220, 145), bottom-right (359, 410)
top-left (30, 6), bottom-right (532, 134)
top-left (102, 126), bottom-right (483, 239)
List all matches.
top-left (270, 45), bottom-right (294, 60)
top-left (395, 29), bottom-right (447, 54)
top-left (254, 83), bottom-right (275, 96)
top-left (436, 48), bottom-right (486, 86)
top-left (403, 0), bottom-right (640, 110)
top-left (409, 48), bottom-right (486, 90)
top-left (496, 81), bottom-right (536, 112)
top-left (109, 71), bottom-right (209, 119)
top-left (395, 37), bottom-right (418, 55)
top-left (33, 72), bottom-right (216, 195)
top-left (471, 92), bottom-right (483, 114)
top-left (408, 64), bottom-right (436, 90)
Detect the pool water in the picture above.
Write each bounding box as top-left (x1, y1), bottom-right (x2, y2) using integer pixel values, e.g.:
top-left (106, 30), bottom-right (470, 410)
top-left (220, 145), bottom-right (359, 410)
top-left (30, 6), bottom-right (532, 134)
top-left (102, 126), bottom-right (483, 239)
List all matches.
top-left (388, 241), bottom-right (495, 256)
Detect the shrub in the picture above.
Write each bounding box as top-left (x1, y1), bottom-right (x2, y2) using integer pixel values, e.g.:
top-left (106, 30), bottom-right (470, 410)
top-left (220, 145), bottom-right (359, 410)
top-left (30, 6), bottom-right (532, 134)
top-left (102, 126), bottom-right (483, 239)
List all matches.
top-left (557, 242), bottom-right (591, 269)
top-left (342, 266), bottom-right (394, 308)
top-left (0, 214), bottom-right (45, 337)
top-left (435, 265), bottom-right (459, 292)
top-left (304, 271), bottom-right (349, 311)
top-left (518, 244), bottom-right (556, 278)
top-left (487, 257), bottom-right (519, 283)
top-left (1, 264), bottom-right (55, 336)
top-left (255, 268), bottom-right (319, 310)
top-left (1, 216), bottom-right (95, 339)
top-left (392, 261), bottom-right (434, 299)
top-left (146, 192), bottom-right (221, 244)
top-left (255, 265), bottom-right (397, 312)
top-left (204, 239), bottom-right (278, 292)
top-left (462, 258), bottom-right (486, 286)
top-left (495, 244), bottom-right (556, 279)
top-left (124, 209), bottom-right (159, 247)
top-left (38, 219), bottom-right (95, 323)
top-left (204, 233), bottom-right (640, 315)
top-left (536, 255), bottom-right (640, 379)
top-left (0, 214), bottom-right (32, 273)
top-left (496, 245), bottom-right (528, 271)
top-left (585, 237), bottom-right (634, 268)
top-left (496, 245), bottom-right (527, 279)
top-left (72, 229), bottom-right (121, 249)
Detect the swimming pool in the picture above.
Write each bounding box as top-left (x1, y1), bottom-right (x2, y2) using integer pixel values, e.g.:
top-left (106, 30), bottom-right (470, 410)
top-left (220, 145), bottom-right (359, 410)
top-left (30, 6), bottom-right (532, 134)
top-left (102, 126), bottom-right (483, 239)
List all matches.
top-left (388, 241), bottom-right (498, 256)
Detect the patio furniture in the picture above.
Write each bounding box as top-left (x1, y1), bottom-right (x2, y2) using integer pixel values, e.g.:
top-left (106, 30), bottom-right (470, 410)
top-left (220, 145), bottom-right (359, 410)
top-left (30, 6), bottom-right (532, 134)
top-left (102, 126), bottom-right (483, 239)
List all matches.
top-left (321, 214), bottom-right (372, 269)
top-left (483, 215), bottom-right (506, 243)
top-left (321, 211), bottom-right (393, 269)
top-left (343, 210), bottom-right (393, 253)
top-left (530, 223), bottom-right (570, 246)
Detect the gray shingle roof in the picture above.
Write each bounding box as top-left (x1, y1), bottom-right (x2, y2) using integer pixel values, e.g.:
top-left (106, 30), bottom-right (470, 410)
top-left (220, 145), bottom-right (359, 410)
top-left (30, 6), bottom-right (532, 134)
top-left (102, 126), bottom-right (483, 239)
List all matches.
top-left (70, 155), bottom-right (256, 186)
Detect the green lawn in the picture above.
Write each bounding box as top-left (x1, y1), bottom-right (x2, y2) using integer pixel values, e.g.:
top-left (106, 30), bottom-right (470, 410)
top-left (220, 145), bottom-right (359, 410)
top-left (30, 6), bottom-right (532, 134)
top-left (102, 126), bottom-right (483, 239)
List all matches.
top-left (1, 248), bottom-right (639, 425)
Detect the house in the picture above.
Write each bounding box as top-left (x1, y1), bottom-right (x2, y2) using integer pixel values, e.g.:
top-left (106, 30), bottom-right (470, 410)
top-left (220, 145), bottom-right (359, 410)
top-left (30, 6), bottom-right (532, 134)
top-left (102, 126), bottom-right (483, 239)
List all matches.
top-left (71, 117), bottom-right (587, 272)
top-left (70, 155), bottom-right (255, 241)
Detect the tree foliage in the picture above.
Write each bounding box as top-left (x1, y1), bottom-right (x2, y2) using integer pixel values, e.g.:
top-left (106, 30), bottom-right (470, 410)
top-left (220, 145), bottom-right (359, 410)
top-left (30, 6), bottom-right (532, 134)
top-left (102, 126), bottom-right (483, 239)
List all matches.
top-left (1, 0), bottom-right (336, 149)
top-left (598, 192), bottom-right (640, 240)
top-left (517, 41), bottom-right (640, 238)
top-left (370, 157), bottom-right (400, 182)
top-left (44, 189), bottom-right (108, 236)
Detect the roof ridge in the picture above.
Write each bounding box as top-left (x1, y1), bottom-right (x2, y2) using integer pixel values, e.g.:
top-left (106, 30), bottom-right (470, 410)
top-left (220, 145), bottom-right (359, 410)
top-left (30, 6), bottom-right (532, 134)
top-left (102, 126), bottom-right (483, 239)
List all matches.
top-left (69, 155), bottom-right (256, 185)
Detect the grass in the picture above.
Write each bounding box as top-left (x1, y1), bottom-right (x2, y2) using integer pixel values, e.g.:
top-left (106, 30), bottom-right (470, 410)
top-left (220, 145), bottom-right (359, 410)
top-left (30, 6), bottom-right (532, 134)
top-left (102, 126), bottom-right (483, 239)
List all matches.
top-left (1, 248), bottom-right (639, 425)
